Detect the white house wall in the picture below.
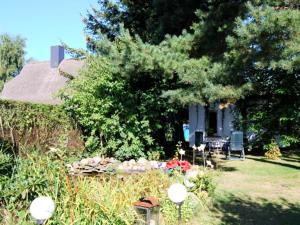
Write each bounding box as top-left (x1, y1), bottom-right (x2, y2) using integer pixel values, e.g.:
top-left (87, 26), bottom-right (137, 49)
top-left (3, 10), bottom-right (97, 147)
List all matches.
top-left (223, 105), bottom-right (234, 136)
top-left (189, 104), bottom-right (234, 146)
top-left (217, 109), bottom-right (223, 136)
top-left (189, 105), bottom-right (205, 147)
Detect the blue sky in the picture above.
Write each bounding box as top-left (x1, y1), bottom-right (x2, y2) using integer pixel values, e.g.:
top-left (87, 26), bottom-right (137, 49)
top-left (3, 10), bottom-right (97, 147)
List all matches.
top-left (0, 0), bottom-right (98, 60)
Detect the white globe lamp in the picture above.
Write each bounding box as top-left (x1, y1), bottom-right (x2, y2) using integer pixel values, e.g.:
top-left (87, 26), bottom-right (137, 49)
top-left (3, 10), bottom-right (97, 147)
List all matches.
top-left (30, 196), bottom-right (55, 224)
top-left (168, 183), bottom-right (187, 204)
top-left (167, 183), bottom-right (187, 223)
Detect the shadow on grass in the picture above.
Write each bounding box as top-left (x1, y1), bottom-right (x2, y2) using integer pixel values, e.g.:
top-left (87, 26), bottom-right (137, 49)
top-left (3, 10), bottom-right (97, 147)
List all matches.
top-left (282, 151), bottom-right (300, 163)
top-left (213, 194), bottom-right (300, 225)
top-left (218, 166), bottom-right (238, 172)
top-left (249, 157), bottom-right (300, 170)
top-left (281, 157), bottom-right (300, 163)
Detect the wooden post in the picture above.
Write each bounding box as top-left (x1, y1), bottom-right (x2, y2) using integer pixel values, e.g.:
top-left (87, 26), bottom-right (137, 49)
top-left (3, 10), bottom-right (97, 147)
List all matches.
top-left (0, 116), bottom-right (4, 138)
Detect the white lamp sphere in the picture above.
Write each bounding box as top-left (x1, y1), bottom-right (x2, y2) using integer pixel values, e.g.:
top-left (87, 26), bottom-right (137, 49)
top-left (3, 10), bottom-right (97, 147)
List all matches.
top-left (168, 183), bottom-right (187, 204)
top-left (30, 196), bottom-right (55, 221)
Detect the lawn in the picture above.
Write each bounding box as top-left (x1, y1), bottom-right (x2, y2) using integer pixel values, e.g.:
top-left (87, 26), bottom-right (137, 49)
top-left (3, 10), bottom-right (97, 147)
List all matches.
top-left (199, 151), bottom-right (300, 225)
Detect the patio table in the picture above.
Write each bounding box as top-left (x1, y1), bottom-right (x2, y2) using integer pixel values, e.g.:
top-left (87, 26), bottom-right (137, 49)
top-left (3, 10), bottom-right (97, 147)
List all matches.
top-left (204, 137), bottom-right (228, 155)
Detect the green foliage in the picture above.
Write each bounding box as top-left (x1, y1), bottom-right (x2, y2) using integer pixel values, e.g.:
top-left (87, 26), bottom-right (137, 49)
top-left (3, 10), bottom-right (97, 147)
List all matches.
top-left (84, 0), bottom-right (206, 45)
top-left (1, 150), bottom-right (60, 206)
top-left (264, 139), bottom-right (282, 160)
top-left (0, 100), bottom-right (75, 148)
top-left (0, 151), bottom-right (11, 173)
top-left (0, 150), bottom-right (209, 224)
top-left (62, 30), bottom-right (191, 159)
top-left (191, 0), bottom-right (248, 59)
top-left (79, 0), bottom-right (300, 155)
top-left (62, 56), bottom-right (154, 159)
top-left (0, 100), bottom-right (70, 130)
top-left (187, 170), bottom-right (216, 198)
top-left (0, 34), bottom-right (25, 90)
top-left (0, 150), bottom-right (13, 192)
top-left (225, 3), bottom-right (300, 146)
top-left (163, 57), bottom-right (250, 106)
top-left (160, 196), bottom-right (195, 224)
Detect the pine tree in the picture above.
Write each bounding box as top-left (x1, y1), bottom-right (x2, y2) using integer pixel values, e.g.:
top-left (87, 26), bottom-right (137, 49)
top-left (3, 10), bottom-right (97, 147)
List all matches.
top-left (225, 3), bottom-right (300, 146)
top-left (83, 0), bottom-right (210, 46)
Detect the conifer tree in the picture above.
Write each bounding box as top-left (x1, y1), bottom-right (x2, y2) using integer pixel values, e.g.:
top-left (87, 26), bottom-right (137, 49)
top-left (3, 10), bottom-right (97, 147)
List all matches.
top-left (224, 3), bottom-right (300, 146)
top-left (84, 0), bottom-right (210, 45)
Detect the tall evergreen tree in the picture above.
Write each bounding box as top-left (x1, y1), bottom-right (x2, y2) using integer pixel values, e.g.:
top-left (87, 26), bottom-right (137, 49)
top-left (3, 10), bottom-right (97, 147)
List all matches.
top-left (83, 0), bottom-right (209, 46)
top-left (224, 3), bottom-right (300, 146)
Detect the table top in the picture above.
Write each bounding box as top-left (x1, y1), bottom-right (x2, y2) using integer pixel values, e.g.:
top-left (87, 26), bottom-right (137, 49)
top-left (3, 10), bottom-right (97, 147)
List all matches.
top-left (204, 137), bottom-right (228, 143)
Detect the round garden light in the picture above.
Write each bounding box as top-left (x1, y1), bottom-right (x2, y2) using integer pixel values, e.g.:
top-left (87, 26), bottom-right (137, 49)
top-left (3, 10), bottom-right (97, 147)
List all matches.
top-left (168, 183), bottom-right (187, 204)
top-left (167, 183), bottom-right (187, 223)
top-left (30, 196), bottom-right (55, 224)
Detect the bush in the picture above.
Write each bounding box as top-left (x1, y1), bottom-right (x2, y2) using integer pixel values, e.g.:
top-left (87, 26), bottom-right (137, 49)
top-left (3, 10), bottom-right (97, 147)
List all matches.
top-left (61, 57), bottom-right (171, 160)
top-left (264, 140), bottom-right (282, 160)
top-left (1, 150), bottom-right (61, 207)
top-left (0, 100), bottom-right (81, 150)
top-left (186, 169), bottom-right (216, 198)
top-left (0, 150), bottom-right (13, 194)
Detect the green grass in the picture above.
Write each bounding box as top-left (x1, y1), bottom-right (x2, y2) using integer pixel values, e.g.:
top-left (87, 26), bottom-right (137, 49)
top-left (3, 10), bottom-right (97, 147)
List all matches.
top-left (199, 151), bottom-right (300, 225)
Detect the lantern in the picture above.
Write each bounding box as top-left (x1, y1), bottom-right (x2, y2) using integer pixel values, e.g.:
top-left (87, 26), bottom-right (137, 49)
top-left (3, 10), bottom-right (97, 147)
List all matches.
top-left (133, 197), bottom-right (160, 225)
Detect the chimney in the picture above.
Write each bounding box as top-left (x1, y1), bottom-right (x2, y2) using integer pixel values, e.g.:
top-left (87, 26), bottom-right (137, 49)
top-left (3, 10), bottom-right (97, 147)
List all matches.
top-left (50, 45), bottom-right (64, 68)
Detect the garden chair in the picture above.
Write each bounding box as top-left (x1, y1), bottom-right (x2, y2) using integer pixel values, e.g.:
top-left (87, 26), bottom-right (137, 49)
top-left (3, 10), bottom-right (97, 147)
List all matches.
top-left (227, 131), bottom-right (245, 160)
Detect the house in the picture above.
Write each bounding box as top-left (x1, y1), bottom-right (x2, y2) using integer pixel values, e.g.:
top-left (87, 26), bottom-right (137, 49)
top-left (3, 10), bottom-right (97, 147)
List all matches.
top-left (0, 46), bottom-right (84, 105)
top-left (188, 102), bottom-right (235, 147)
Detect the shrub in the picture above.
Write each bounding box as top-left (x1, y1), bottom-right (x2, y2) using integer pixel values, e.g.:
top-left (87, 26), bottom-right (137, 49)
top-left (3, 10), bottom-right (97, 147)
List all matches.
top-left (0, 99), bottom-right (81, 150)
top-left (0, 150), bottom-right (12, 175)
top-left (264, 140), bottom-right (282, 160)
top-left (1, 150), bottom-right (61, 207)
top-left (61, 57), bottom-right (170, 160)
top-left (0, 150), bottom-right (13, 194)
top-left (186, 170), bottom-right (216, 198)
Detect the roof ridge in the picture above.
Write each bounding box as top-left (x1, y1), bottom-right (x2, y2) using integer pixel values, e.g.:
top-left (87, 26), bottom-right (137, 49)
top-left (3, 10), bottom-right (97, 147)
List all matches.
top-left (27, 60), bottom-right (49, 65)
top-left (27, 58), bottom-right (82, 65)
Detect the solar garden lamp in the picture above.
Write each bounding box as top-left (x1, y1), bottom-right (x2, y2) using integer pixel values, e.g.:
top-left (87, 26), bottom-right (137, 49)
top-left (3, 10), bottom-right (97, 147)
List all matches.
top-left (179, 149), bottom-right (185, 161)
top-left (167, 183), bottom-right (187, 224)
top-left (192, 145), bottom-right (197, 165)
top-left (30, 196), bottom-right (55, 224)
top-left (133, 197), bottom-right (160, 225)
top-left (198, 144), bottom-right (207, 167)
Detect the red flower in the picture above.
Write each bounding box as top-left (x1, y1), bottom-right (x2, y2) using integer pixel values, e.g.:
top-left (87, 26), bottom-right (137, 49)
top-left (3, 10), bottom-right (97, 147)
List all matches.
top-left (166, 159), bottom-right (180, 169)
top-left (178, 161), bottom-right (191, 172)
top-left (166, 159), bottom-right (191, 172)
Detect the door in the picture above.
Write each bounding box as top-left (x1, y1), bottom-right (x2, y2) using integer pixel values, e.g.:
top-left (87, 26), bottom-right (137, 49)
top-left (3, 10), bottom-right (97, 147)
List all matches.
top-left (208, 111), bottom-right (217, 136)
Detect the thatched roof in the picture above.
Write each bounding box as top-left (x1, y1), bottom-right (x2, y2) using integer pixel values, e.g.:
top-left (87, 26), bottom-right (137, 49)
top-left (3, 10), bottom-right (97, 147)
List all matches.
top-left (0, 59), bottom-right (84, 105)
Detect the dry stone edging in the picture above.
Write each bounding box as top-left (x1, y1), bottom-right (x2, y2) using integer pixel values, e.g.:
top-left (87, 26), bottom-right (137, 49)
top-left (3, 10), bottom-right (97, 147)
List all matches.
top-left (67, 157), bottom-right (166, 176)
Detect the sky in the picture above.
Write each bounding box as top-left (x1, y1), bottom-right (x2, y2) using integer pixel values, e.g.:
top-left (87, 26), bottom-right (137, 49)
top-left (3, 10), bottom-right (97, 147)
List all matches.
top-left (0, 0), bottom-right (98, 61)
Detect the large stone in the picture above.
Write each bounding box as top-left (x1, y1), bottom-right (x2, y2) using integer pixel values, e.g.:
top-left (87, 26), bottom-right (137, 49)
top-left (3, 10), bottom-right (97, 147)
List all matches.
top-left (137, 158), bottom-right (147, 164)
top-left (80, 158), bottom-right (89, 166)
top-left (93, 156), bottom-right (102, 164)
